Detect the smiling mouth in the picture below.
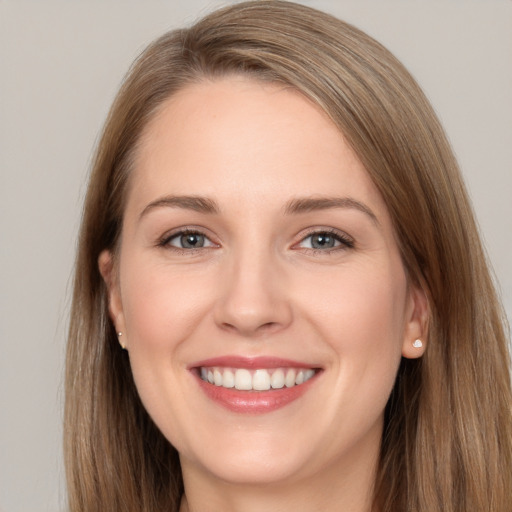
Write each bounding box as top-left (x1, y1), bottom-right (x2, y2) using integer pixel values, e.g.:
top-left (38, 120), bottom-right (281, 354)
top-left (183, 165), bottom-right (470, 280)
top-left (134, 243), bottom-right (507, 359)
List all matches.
top-left (192, 358), bottom-right (322, 413)
top-left (199, 367), bottom-right (317, 391)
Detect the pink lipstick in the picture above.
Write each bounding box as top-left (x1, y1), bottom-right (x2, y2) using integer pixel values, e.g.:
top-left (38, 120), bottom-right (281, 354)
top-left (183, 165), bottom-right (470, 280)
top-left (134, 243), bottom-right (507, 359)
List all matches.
top-left (190, 356), bottom-right (321, 414)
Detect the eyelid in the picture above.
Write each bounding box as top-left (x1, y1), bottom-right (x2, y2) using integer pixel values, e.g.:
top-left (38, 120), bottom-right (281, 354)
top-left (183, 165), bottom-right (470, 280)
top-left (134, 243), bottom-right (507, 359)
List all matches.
top-left (293, 227), bottom-right (355, 252)
top-left (157, 226), bottom-right (219, 250)
top-left (155, 225), bottom-right (353, 253)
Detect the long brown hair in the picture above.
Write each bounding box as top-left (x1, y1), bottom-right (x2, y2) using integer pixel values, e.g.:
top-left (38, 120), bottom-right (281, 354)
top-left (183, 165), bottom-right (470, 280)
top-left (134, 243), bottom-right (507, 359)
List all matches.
top-left (65, 2), bottom-right (512, 510)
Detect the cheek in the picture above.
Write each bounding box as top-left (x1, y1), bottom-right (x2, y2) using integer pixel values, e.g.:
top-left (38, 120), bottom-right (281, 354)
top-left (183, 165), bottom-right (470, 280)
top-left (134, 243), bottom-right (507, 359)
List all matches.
top-left (299, 258), bottom-right (408, 372)
top-left (120, 258), bottom-right (215, 352)
top-left (117, 257), bottom-right (216, 441)
top-left (311, 257), bottom-right (405, 323)
top-left (307, 261), bottom-right (408, 435)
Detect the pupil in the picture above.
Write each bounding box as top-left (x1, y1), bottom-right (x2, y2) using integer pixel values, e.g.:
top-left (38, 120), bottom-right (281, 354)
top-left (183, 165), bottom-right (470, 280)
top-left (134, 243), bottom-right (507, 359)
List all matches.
top-left (312, 234), bottom-right (334, 249)
top-left (182, 233), bottom-right (203, 248)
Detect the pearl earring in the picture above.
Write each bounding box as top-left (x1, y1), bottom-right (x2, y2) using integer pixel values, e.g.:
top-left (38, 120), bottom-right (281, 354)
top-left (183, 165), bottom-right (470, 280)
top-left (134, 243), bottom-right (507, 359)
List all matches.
top-left (412, 339), bottom-right (423, 348)
top-left (118, 332), bottom-right (126, 350)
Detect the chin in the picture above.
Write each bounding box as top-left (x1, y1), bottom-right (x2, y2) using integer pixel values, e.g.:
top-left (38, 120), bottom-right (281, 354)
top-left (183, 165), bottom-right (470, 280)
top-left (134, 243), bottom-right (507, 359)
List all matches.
top-left (177, 427), bottom-right (319, 486)
top-left (192, 451), bottom-right (310, 486)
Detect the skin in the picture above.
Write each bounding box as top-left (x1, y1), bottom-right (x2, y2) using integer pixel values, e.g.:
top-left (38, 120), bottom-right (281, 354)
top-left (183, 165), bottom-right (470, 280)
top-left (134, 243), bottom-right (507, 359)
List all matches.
top-left (99, 77), bottom-right (427, 512)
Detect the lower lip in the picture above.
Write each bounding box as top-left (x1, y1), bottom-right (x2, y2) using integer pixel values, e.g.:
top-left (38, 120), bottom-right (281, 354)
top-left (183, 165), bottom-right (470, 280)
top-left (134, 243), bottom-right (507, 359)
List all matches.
top-left (195, 372), bottom-right (318, 414)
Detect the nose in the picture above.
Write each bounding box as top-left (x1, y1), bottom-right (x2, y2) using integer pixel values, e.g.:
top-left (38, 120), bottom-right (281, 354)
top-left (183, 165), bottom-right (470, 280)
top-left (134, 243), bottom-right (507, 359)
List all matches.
top-left (213, 250), bottom-right (293, 338)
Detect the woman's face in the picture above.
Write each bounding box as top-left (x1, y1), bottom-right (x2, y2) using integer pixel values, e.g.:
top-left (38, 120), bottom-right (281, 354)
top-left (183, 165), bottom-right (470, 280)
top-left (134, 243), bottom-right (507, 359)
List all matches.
top-left (100, 77), bottom-right (426, 488)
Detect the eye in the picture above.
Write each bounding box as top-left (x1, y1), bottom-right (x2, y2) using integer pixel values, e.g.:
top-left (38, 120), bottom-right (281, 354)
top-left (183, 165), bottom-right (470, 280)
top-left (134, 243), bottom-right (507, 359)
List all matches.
top-left (297, 230), bottom-right (354, 251)
top-left (161, 230), bottom-right (215, 250)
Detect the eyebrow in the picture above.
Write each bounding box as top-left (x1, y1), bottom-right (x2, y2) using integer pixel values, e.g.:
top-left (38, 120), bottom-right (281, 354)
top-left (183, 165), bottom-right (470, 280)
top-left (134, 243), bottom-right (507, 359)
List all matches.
top-left (139, 194), bottom-right (378, 225)
top-left (139, 195), bottom-right (220, 219)
top-left (284, 196), bottom-right (379, 224)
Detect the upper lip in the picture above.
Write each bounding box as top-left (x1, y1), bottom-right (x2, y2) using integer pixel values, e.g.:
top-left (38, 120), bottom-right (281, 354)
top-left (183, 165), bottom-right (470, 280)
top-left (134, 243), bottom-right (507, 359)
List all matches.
top-left (189, 355), bottom-right (321, 370)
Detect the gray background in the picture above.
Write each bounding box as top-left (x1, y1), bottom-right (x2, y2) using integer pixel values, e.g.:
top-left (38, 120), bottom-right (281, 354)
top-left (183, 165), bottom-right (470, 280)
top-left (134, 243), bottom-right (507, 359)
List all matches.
top-left (1, 1), bottom-right (510, 511)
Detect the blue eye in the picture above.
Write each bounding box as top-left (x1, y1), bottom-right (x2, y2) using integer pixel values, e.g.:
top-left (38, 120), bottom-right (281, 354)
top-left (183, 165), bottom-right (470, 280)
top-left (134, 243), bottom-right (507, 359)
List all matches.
top-left (298, 231), bottom-right (353, 251)
top-left (163, 231), bottom-right (215, 249)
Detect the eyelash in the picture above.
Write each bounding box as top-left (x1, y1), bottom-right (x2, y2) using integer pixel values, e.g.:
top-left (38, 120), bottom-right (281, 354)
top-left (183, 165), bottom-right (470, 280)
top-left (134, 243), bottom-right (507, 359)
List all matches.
top-left (157, 228), bottom-right (354, 254)
top-left (158, 228), bottom-right (217, 254)
top-left (295, 228), bottom-right (354, 253)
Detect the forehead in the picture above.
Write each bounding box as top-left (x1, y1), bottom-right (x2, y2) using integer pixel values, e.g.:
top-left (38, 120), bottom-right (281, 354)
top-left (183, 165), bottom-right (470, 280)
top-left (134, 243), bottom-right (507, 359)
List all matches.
top-left (127, 77), bottom-right (386, 217)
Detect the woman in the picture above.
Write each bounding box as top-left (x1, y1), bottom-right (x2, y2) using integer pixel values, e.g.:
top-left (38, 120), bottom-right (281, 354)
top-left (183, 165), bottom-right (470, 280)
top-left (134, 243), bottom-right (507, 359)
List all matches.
top-left (65, 1), bottom-right (512, 511)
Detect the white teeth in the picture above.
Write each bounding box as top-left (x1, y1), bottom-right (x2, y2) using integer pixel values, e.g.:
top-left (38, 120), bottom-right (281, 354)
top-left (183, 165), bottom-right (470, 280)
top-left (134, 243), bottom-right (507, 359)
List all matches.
top-left (253, 369), bottom-right (271, 391)
top-left (223, 369), bottom-right (235, 388)
top-left (199, 366), bottom-right (317, 391)
top-left (304, 369), bottom-right (315, 381)
top-left (213, 369), bottom-right (223, 386)
top-left (285, 369), bottom-right (296, 388)
top-left (234, 369), bottom-right (252, 390)
top-left (270, 369), bottom-right (285, 389)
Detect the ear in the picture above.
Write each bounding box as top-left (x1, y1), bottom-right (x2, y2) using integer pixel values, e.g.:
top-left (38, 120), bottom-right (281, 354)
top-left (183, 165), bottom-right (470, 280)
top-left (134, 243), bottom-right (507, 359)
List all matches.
top-left (401, 283), bottom-right (429, 359)
top-left (98, 250), bottom-right (126, 346)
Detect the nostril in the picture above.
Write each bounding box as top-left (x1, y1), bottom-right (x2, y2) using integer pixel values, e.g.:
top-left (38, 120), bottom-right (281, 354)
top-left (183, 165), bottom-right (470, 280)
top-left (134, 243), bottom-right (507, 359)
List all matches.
top-left (260, 322), bottom-right (279, 332)
top-left (220, 322), bottom-right (237, 333)
top-left (219, 320), bottom-right (282, 337)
